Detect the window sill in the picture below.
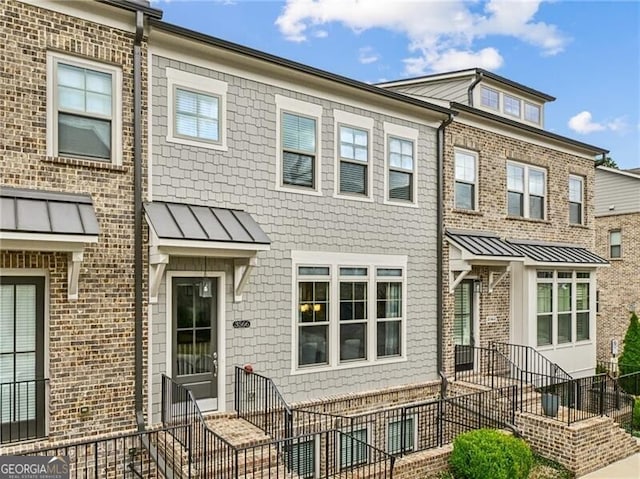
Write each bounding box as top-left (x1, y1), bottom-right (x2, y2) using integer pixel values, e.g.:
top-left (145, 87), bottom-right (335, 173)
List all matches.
top-left (451, 208), bottom-right (483, 216)
top-left (333, 193), bottom-right (374, 203)
top-left (43, 156), bottom-right (127, 172)
top-left (609, 258), bottom-right (623, 261)
top-left (166, 134), bottom-right (228, 152)
top-left (383, 199), bottom-right (419, 209)
top-left (505, 215), bottom-right (550, 225)
top-left (569, 223), bottom-right (590, 229)
top-left (275, 184), bottom-right (323, 197)
top-left (290, 356), bottom-right (407, 375)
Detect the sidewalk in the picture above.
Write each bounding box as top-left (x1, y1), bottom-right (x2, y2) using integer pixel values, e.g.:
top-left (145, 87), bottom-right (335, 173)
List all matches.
top-left (581, 452), bottom-right (640, 478)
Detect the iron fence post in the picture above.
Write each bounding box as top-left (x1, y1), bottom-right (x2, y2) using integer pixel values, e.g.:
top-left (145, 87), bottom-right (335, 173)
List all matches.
top-left (187, 423), bottom-right (192, 479)
top-left (490, 347), bottom-right (495, 389)
top-left (437, 399), bottom-right (443, 447)
top-left (400, 407), bottom-right (407, 455)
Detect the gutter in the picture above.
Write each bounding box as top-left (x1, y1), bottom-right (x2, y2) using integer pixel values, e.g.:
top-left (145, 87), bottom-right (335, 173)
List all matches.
top-left (436, 112), bottom-right (455, 381)
top-left (467, 70), bottom-right (483, 107)
top-left (133, 8), bottom-right (145, 431)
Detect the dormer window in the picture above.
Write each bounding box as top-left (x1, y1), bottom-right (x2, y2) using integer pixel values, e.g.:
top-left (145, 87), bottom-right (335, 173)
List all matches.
top-left (480, 87), bottom-right (499, 110)
top-left (504, 95), bottom-right (521, 118)
top-left (524, 102), bottom-right (541, 124)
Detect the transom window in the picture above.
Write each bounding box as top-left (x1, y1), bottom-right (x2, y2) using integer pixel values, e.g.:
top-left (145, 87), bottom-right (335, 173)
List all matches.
top-left (524, 102), bottom-right (541, 124)
top-left (504, 94), bottom-right (521, 117)
top-left (569, 175), bottom-right (584, 225)
top-left (507, 162), bottom-right (546, 219)
top-left (536, 271), bottom-right (592, 347)
top-left (388, 137), bottom-right (414, 201)
top-left (48, 53), bottom-right (122, 163)
top-left (480, 87), bottom-right (499, 110)
top-left (454, 149), bottom-right (477, 210)
top-left (609, 230), bottom-right (622, 258)
top-left (174, 88), bottom-right (219, 143)
top-left (339, 126), bottom-right (368, 195)
top-left (293, 253), bottom-right (406, 370)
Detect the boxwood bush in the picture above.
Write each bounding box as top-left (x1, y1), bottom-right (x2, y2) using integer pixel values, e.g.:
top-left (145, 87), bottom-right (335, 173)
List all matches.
top-left (449, 429), bottom-right (533, 479)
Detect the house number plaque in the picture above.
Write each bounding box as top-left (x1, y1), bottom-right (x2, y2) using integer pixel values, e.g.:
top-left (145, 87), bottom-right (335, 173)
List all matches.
top-left (233, 320), bottom-right (251, 329)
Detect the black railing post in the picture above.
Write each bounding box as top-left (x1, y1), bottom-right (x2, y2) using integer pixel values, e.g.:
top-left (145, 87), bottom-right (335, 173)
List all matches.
top-left (400, 407), bottom-right (407, 455)
top-left (437, 399), bottom-right (443, 447)
top-left (234, 367), bottom-right (239, 418)
top-left (490, 347), bottom-right (495, 389)
top-left (187, 423), bottom-right (192, 479)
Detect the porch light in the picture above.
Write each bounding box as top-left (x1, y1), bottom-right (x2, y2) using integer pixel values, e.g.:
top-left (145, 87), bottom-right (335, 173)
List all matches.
top-left (199, 279), bottom-right (212, 298)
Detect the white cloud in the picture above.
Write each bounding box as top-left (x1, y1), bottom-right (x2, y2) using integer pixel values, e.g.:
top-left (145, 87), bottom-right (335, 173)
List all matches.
top-left (275, 0), bottom-right (568, 75)
top-left (313, 29), bottom-right (328, 38)
top-left (358, 47), bottom-right (380, 64)
top-left (568, 111), bottom-right (628, 135)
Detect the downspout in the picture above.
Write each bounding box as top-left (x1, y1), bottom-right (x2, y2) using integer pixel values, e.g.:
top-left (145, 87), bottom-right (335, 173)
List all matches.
top-left (437, 112), bottom-right (455, 395)
top-left (467, 71), bottom-right (483, 107)
top-left (133, 9), bottom-right (145, 430)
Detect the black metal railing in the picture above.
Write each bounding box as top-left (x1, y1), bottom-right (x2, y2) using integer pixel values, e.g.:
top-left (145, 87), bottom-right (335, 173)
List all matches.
top-left (1, 378), bottom-right (48, 444)
top-left (293, 385), bottom-right (517, 457)
top-left (20, 425), bottom-right (192, 478)
top-left (454, 345), bottom-right (517, 389)
top-left (234, 366), bottom-right (293, 440)
top-left (492, 341), bottom-right (573, 383)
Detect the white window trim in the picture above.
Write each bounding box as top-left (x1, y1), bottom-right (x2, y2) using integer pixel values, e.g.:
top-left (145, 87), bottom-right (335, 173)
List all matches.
top-left (503, 94), bottom-right (521, 118)
top-left (609, 230), bottom-right (622, 259)
top-left (453, 147), bottom-right (479, 211)
top-left (506, 161), bottom-right (547, 220)
top-left (474, 84), bottom-right (544, 127)
top-left (480, 86), bottom-right (500, 111)
top-left (386, 414), bottom-right (418, 454)
top-left (166, 67), bottom-right (228, 151)
top-left (568, 174), bottom-right (584, 225)
top-left (524, 101), bottom-right (542, 126)
top-left (275, 95), bottom-right (323, 196)
top-left (535, 270), bottom-right (595, 349)
top-left (383, 122), bottom-right (419, 207)
top-left (290, 251), bottom-right (408, 374)
top-left (333, 110), bottom-right (374, 202)
top-left (46, 51), bottom-right (123, 165)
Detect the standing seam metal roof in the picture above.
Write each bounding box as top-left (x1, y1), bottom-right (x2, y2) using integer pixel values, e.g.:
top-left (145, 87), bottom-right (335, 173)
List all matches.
top-left (445, 231), bottom-right (523, 258)
top-left (144, 201), bottom-right (270, 245)
top-left (0, 186), bottom-right (99, 236)
top-left (508, 241), bottom-right (608, 264)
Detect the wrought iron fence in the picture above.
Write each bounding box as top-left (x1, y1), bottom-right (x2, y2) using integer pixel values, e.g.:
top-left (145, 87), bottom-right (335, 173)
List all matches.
top-left (492, 341), bottom-right (573, 383)
top-left (234, 366), bottom-right (293, 440)
top-left (1, 378), bottom-right (48, 444)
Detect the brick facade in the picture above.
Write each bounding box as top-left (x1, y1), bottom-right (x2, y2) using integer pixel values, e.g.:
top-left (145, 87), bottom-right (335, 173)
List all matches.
top-left (595, 212), bottom-right (640, 360)
top-left (0, 0), bottom-right (148, 449)
top-left (442, 121), bottom-right (597, 375)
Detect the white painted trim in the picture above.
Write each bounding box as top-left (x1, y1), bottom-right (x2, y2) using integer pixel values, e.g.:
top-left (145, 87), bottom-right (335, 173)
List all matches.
top-left (233, 257), bottom-right (257, 302)
top-left (385, 414), bottom-right (419, 454)
top-left (506, 160), bottom-right (547, 220)
top-left (18, 0), bottom-right (136, 33)
top-left (166, 68), bottom-right (228, 151)
top-left (147, 286), bottom-right (154, 424)
top-left (332, 110), bottom-right (374, 202)
top-left (453, 147), bottom-right (479, 212)
top-left (165, 270), bottom-right (226, 412)
top-left (568, 174), bottom-right (585, 226)
top-left (383, 122), bottom-right (419, 207)
top-left (150, 41), bottom-right (443, 128)
top-left (46, 51), bottom-right (123, 166)
top-left (275, 95), bottom-right (323, 196)
top-left (291, 251), bottom-right (407, 266)
top-left (0, 234), bottom-right (98, 250)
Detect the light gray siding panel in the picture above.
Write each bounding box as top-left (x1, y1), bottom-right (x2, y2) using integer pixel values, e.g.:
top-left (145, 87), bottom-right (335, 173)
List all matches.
top-left (595, 169), bottom-right (640, 215)
top-left (150, 54), bottom-right (439, 415)
top-left (389, 78), bottom-right (470, 105)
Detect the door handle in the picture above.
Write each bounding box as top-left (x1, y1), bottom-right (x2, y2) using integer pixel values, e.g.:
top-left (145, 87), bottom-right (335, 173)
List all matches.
top-left (212, 352), bottom-right (218, 378)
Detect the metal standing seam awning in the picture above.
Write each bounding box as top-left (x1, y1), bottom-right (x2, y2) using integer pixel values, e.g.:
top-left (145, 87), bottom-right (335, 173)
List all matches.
top-left (0, 186), bottom-right (100, 300)
top-left (445, 229), bottom-right (608, 293)
top-left (144, 201), bottom-right (271, 303)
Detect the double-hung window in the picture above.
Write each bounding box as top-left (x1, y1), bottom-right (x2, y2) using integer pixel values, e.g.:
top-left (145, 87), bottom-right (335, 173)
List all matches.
top-left (338, 126), bottom-right (369, 195)
top-left (507, 162), bottom-right (546, 219)
top-left (454, 149), bottom-right (477, 210)
top-left (166, 68), bottom-right (228, 150)
top-left (536, 271), bottom-right (593, 346)
top-left (504, 94), bottom-right (521, 118)
top-left (388, 137), bottom-right (414, 201)
top-left (293, 252), bottom-right (406, 370)
top-left (48, 52), bottom-right (122, 164)
top-left (524, 102), bottom-right (541, 124)
top-left (480, 86), bottom-right (499, 110)
top-left (609, 230), bottom-right (622, 258)
top-left (569, 175), bottom-right (584, 225)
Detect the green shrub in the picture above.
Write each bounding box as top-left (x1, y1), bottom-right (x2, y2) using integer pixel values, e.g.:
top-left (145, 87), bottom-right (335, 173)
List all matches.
top-left (633, 397), bottom-right (640, 431)
top-left (449, 429), bottom-right (533, 479)
top-left (619, 312), bottom-right (640, 395)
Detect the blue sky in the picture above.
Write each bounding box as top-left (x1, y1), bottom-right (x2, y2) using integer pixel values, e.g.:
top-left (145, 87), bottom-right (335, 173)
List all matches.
top-left (153, 0), bottom-right (639, 169)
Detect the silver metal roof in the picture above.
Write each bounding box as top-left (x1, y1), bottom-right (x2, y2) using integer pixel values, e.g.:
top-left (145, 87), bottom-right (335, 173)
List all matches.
top-left (144, 201), bottom-right (270, 245)
top-left (0, 186), bottom-right (99, 236)
top-left (445, 230), bottom-right (523, 258)
top-left (508, 240), bottom-right (608, 265)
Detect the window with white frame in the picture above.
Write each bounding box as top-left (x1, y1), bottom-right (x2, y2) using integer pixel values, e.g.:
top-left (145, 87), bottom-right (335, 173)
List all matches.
top-left (388, 137), bottom-right (414, 201)
top-left (536, 271), bottom-right (593, 347)
top-left (285, 438), bottom-right (315, 478)
top-left (609, 230), bottom-right (622, 259)
top-left (504, 94), bottom-right (521, 118)
top-left (340, 427), bottom-right (368, 469)
top-left (524, 102), bottom-right (541, 124)
top-left (387, 416), bottom-right (416, 454)
top-left (454, 149), bottom-right (477, 210)
top-left (293, 253), bottom-right (406, 370)
top-left (276, 96), bottom-right (322, 192)
top-left (339, 126), bottom-right (369, 195)
top-left (47, 52), bottom-right (122, 163)
top-left (569, 175), bottom-right (584, 225)
top-left (480, 86), bottom-right (499, 110)
top-left (507, 162), bottom-right (546, 219)
top-left (166, 68), bottom-right (228, 151)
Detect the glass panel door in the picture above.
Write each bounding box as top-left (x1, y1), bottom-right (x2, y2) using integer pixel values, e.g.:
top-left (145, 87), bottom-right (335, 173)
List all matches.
top-left (454, 280), bottom-right (474, 372)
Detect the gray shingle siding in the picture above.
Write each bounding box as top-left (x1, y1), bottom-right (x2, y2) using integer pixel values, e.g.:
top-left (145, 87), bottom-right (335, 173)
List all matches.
top-left (149, 54), bottom-right (440, 415)
top-left (595, 168), bottom-right (640, 216)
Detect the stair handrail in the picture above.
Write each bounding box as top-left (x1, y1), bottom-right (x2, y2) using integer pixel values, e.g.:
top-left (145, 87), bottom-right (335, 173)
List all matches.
top-left (492, 341), bottom-right (573, 382)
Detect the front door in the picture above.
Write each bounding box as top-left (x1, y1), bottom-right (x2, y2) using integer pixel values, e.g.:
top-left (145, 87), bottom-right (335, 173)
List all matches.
top-left (172, 277), bottom-right (217, 407)
top-left (0, 276), bottom-right (46, 443)
top-left (454, 280), bottom-right (475, 372)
